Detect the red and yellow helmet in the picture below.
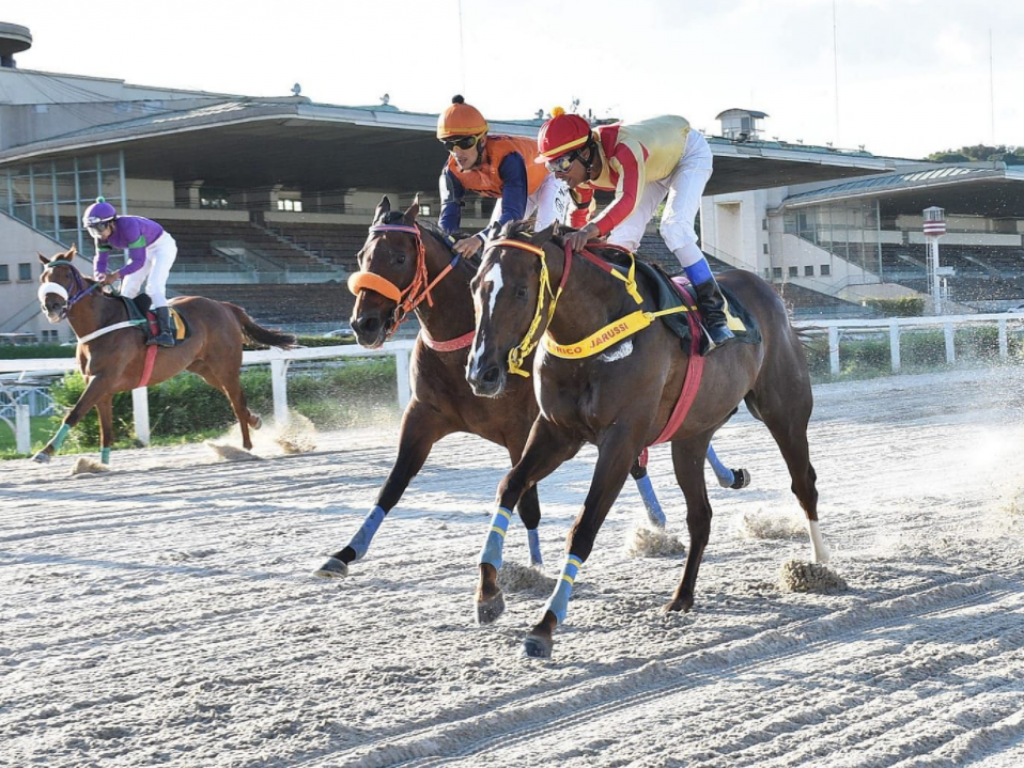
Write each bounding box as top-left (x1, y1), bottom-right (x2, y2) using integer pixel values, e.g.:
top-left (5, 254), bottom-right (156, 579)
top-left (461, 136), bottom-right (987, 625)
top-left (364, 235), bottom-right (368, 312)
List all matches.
top-left (437, 95), bottom-right (488, 139)
top-left (535, 107), bottom-right (593, 163)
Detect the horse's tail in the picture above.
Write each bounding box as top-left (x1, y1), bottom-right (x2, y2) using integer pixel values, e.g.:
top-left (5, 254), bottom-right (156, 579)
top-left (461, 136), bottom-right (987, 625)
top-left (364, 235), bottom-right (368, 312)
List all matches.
top-left (225, 302), bottom-right (298, 350)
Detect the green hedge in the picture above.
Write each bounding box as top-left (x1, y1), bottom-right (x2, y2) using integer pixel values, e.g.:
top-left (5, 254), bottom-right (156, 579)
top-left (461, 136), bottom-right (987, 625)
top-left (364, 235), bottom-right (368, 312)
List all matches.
top-left (48, 357), bottom-right (398, 451)
top-left (861, 297), bottom-right (926, 317)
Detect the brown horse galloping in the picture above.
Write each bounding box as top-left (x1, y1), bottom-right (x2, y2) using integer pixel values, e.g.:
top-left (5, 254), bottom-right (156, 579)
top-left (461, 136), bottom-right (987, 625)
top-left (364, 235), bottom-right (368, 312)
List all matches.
top-left (466, 223), bottom-right (829, 658)
top-left (33, 247), bottom-right (296, 464)
top-left (314, 197), bottom-right (735, 582)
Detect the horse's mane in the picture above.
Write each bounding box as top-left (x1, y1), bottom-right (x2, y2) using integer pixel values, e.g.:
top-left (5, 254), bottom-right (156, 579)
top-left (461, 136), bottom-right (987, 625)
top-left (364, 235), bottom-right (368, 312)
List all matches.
top-left (380, 210), bottom-right (483, 270)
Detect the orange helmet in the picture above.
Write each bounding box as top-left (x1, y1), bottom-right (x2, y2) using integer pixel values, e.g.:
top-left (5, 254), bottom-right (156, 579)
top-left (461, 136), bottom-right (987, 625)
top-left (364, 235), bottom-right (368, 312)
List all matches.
top-left (437, 95), bottom-right (488, 139)
top-left (535, 107), bottom-right (593, 162)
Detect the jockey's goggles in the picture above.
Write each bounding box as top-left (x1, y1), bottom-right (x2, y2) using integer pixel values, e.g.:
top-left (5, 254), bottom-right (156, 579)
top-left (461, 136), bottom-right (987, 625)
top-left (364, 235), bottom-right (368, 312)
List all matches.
top-left (86, 222), bottom-right (112, 238)
top-left (545, 150), bottom-right (580, 174)
top-left (442, 134), bottom-right (482, 152)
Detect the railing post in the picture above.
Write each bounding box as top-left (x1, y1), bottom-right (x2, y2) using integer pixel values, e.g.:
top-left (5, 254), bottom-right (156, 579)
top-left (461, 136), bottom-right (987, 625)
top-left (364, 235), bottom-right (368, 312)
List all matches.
top-left (998, 318), bottom-right (1008, 359)
top-left (889, 320), bottom-right (901, 373)
top-left (944, 322), bottom-right (956, 364)
top-left (132, 387), bottom-right (150, 445)
top-left (15, 404), bottom-right (30, 454)
top-left (395, 348), bottom-right (411, 410)
top-left (828, 326), bottom-right (840, 376)
top-left (271, 358), bottom-right (290, 426)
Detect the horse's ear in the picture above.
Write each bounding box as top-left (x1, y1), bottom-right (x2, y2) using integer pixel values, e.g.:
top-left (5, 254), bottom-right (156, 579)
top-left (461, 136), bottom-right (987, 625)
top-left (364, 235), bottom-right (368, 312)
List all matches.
top-left (68, 243), bottom-right (77, 257)
top-left (38, 252), bottom-right (51, 266)
top-left (373, 196), bottom-right (391, 223)
top-left (530, 222), bottom-right (557, 247)
top-left (404, 194), bottom-right (420, 222)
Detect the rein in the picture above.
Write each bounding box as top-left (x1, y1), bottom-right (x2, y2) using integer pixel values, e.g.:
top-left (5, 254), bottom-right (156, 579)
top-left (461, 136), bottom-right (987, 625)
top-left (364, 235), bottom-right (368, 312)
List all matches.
top-left (346, 223), bottom-right (463, 342)
top-left (488, 239), bottom-right (694, 375)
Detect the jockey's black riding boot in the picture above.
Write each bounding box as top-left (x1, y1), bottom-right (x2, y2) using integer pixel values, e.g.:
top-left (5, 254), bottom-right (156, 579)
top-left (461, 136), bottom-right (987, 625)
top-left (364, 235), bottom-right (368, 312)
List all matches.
top-left (149, 306), bottom-right (175, 348)
top-left (692, 275), bottom-right (735, 350)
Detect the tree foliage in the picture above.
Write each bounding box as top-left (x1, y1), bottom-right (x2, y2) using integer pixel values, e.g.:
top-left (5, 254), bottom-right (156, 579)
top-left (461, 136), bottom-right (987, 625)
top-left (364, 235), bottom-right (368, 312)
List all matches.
top-left (927, 144), bottom-right (1024, 164)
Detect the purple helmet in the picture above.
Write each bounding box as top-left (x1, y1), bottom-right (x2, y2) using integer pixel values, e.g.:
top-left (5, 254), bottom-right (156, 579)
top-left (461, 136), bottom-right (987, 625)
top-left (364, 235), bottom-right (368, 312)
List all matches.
top-left (82, 197), bottom-right (117, 229)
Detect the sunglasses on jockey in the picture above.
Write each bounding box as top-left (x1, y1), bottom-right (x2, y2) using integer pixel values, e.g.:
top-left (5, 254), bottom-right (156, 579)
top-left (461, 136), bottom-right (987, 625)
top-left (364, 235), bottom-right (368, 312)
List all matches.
top-left (85, 220), bottom-right (113, 239)
top-left (544, 149), bottom-right (582, 174)
top-left (442, 134), bottom-right (483, 152)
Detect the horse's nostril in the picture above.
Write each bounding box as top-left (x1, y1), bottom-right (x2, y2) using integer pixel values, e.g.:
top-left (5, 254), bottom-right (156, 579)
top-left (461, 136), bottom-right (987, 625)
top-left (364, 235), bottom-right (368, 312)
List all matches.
top-left (482, 366), bottom-right (500, 385)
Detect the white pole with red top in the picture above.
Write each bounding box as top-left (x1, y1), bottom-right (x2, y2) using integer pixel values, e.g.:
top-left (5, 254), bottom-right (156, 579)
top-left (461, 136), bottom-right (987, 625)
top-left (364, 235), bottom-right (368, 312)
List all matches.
top-left (923, 206), bottom-right (947, 314)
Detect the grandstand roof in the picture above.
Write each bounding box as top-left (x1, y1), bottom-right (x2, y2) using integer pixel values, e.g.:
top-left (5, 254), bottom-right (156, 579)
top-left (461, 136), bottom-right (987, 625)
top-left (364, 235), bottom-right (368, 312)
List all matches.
top-left (0, 95), bottom-right (906, 196)
top-left (778, 164), bottom-right (1024, 217)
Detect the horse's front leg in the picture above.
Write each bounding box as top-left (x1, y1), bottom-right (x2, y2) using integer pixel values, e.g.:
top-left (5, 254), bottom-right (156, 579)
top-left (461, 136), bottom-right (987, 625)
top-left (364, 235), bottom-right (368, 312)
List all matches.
top-left (314, 402), bottom-right (449, 578)
top-left (33, 376), bottom-right (111, 464)
top-left (523, 431), bottom-right (638, 659)
top-left (477, 417), bottom-right (581, 625)
top-left (96, 395), bottom-right (114, 465)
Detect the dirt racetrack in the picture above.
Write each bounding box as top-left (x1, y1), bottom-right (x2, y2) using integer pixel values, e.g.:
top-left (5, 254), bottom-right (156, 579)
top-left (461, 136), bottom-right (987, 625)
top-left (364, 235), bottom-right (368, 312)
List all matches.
top-left (2, 365), bottom-right (1024, 767)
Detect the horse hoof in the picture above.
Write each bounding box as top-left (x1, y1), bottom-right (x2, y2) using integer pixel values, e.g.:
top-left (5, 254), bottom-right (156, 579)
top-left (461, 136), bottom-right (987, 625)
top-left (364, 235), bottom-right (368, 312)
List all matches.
top-left (664, 597), bottom-right (693, 613)
top-left (31, 452), bottom-right (50, 464)
top-left (313, 557), bottom-right (348, 578)
top-left (252, 415), bottom-right (262, 430)
top-left (522, 634), bottom-right (553, 659)
top-left (730, 468), bottom-right (751, 490)
top-left (476, 591), bottom-right (505, 625)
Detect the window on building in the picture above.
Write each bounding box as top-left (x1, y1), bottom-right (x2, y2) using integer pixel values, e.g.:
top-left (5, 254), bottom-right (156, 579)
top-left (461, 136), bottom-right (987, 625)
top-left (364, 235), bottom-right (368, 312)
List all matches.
top-left (277, 199), bottom-right (303, 212)
top-left (821, 264), bottom-right (831, 276)
top-left (772, 267), bottom-right (782, 280)
top-left (0, 265), bottom-right (9, 281)
top-left (200, 188), bottom-right (229, 209)
top-left (763, 243), bottom-right (769, 254)
top-left (762, 218), bottom-right (768, 231)
top-left (764, 268), bottom-right (771, 280)
top-left (788, 266), bottom-right (798, 277)
top-left (805, 265), bottom-right (815, 277)
top-left (18, 263), bottom-right (32, 281)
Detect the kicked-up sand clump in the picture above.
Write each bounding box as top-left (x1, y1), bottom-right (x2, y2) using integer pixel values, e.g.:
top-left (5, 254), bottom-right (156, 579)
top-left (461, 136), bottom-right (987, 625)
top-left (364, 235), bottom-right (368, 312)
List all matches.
top-left (497, 561), bottom-right (556, 595)
top-left (204, 441), bottom-right (262, 462)
top-left (736, 509), bottom-right (807, 541)
top-left (70, 457), bottom-right (110, 475)
top-left (779, 559), bottom-right (847, 593)
top-left (273, 412), bottom-right (317, 454)
top-left (625, 525), bottom-right (687, 558)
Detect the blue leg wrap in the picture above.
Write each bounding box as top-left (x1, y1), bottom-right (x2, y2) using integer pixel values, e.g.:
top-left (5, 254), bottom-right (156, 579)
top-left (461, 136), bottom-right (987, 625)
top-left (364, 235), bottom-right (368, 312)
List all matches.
top-left (635, 474), bottom-right (666, 528)
top-left (527, 528), bottom-right (543, 567)
top-left (684, 259), bottom-right (713, 286)
top-left (100, 447), bottom-right (111, 465)
top-left (543, 554), bottom-right (583, 625)
top-left (479, 506), bottom-right (512, 570)
top-left (345, 505), bottom-right (386, 561)
top-left (706, 444), bottom-right (735, 488)
top-left (51, 424), bottom-right (71, 450)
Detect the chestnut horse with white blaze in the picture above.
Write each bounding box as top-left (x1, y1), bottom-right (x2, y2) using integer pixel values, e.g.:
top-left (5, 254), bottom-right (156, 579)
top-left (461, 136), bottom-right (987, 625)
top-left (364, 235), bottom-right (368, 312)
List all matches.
top-left (34, 248), bottom-right (296, 464)
top-left (466, 223), bottom-right (828, 658)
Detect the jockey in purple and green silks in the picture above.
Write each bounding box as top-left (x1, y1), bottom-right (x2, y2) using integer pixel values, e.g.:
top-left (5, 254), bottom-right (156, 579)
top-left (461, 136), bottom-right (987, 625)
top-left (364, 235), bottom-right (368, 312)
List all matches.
top-left (83, 197), bottom-right (178, 347)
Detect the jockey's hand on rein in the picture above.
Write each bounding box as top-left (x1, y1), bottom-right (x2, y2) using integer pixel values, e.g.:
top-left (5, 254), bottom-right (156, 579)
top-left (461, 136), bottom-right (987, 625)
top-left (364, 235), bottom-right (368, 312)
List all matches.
top-left (565, 224), bottom-right (599, 252)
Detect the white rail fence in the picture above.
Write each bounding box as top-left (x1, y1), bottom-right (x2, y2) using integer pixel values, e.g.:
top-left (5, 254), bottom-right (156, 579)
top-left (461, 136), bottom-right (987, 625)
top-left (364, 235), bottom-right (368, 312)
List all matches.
top-left (1, 313), bottom-right (1022, 455)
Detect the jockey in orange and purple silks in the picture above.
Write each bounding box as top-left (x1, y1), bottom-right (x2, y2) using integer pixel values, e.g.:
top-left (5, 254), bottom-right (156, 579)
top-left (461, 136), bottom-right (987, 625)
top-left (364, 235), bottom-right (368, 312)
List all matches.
top-left (437, 96), bottom-right (570, 259)
top-left (536, 110), bottom-right (735, 349)
top-left (83, 197), bottom-right (178, 347)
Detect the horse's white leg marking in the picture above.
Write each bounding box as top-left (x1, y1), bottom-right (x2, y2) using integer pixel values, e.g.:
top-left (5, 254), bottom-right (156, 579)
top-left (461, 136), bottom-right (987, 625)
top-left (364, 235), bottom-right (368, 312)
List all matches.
top-left (807, 519), bottom-right (830, 563)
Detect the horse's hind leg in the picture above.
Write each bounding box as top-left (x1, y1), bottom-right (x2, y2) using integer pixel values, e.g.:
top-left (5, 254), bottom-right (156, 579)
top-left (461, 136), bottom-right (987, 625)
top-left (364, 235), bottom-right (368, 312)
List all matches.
top-left (746, 380), bottom-right (828, 563)
top-left (666, 437), bottom-right (714, 613)
top-left (507, 437), bottom-right (544, 567)
top-left (630, 454), bottom-right (666, 528)
top-left (190, 362), bottom-right (254, 450)
top-left (315, 404), bottom-right (450, 578)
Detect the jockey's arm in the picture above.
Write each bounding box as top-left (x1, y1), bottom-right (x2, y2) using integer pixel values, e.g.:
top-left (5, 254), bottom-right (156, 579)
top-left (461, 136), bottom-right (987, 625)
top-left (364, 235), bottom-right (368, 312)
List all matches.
top-left (438, 168), bottom-right (466, 236)
top-left (591, 140), bottom-right (647, 237)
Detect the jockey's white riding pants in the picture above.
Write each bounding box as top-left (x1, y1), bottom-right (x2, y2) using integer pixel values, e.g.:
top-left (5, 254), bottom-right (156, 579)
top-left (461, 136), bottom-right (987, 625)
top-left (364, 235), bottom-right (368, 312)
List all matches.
top-left (120, 234), bottom-right (177, 309)
top-left (606, 130), bottom-right (713, 268)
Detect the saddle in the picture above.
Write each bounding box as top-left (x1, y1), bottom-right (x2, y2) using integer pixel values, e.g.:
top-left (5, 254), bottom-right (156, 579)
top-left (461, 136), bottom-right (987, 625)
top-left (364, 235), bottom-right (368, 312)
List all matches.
top-left (121, 294), bottom-right (188, 343)
top-left (602, 252), bottom-right (761, 355)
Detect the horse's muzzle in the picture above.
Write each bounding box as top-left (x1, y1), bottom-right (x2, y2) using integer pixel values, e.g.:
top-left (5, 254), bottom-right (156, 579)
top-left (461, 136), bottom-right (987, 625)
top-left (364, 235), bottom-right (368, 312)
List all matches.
top-left (350, 314), bottom-right (389, 349)
top-left (466, 361), bottom-right (507, 398)
top-left (41, 300), bottom-right (67, 323)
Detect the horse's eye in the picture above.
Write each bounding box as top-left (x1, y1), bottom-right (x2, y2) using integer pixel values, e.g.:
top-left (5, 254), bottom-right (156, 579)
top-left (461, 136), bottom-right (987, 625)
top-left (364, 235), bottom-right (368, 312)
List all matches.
top-left (394, 252), bottom-right (407, 265)
top-left (515, 285), bottom-right (528, 300)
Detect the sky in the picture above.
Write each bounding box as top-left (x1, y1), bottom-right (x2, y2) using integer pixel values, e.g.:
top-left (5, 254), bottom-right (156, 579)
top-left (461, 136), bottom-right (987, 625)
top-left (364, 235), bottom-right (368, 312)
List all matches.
top-left (6, 0), bottom-right (1022, 160)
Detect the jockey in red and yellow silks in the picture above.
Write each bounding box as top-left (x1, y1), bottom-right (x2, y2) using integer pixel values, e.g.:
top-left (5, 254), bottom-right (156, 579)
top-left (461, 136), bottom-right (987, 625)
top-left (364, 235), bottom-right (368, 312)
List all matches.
top-left (438, 96), bottom-right (569, 259)
top-left (536, 110), bottom-right (735, 349)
